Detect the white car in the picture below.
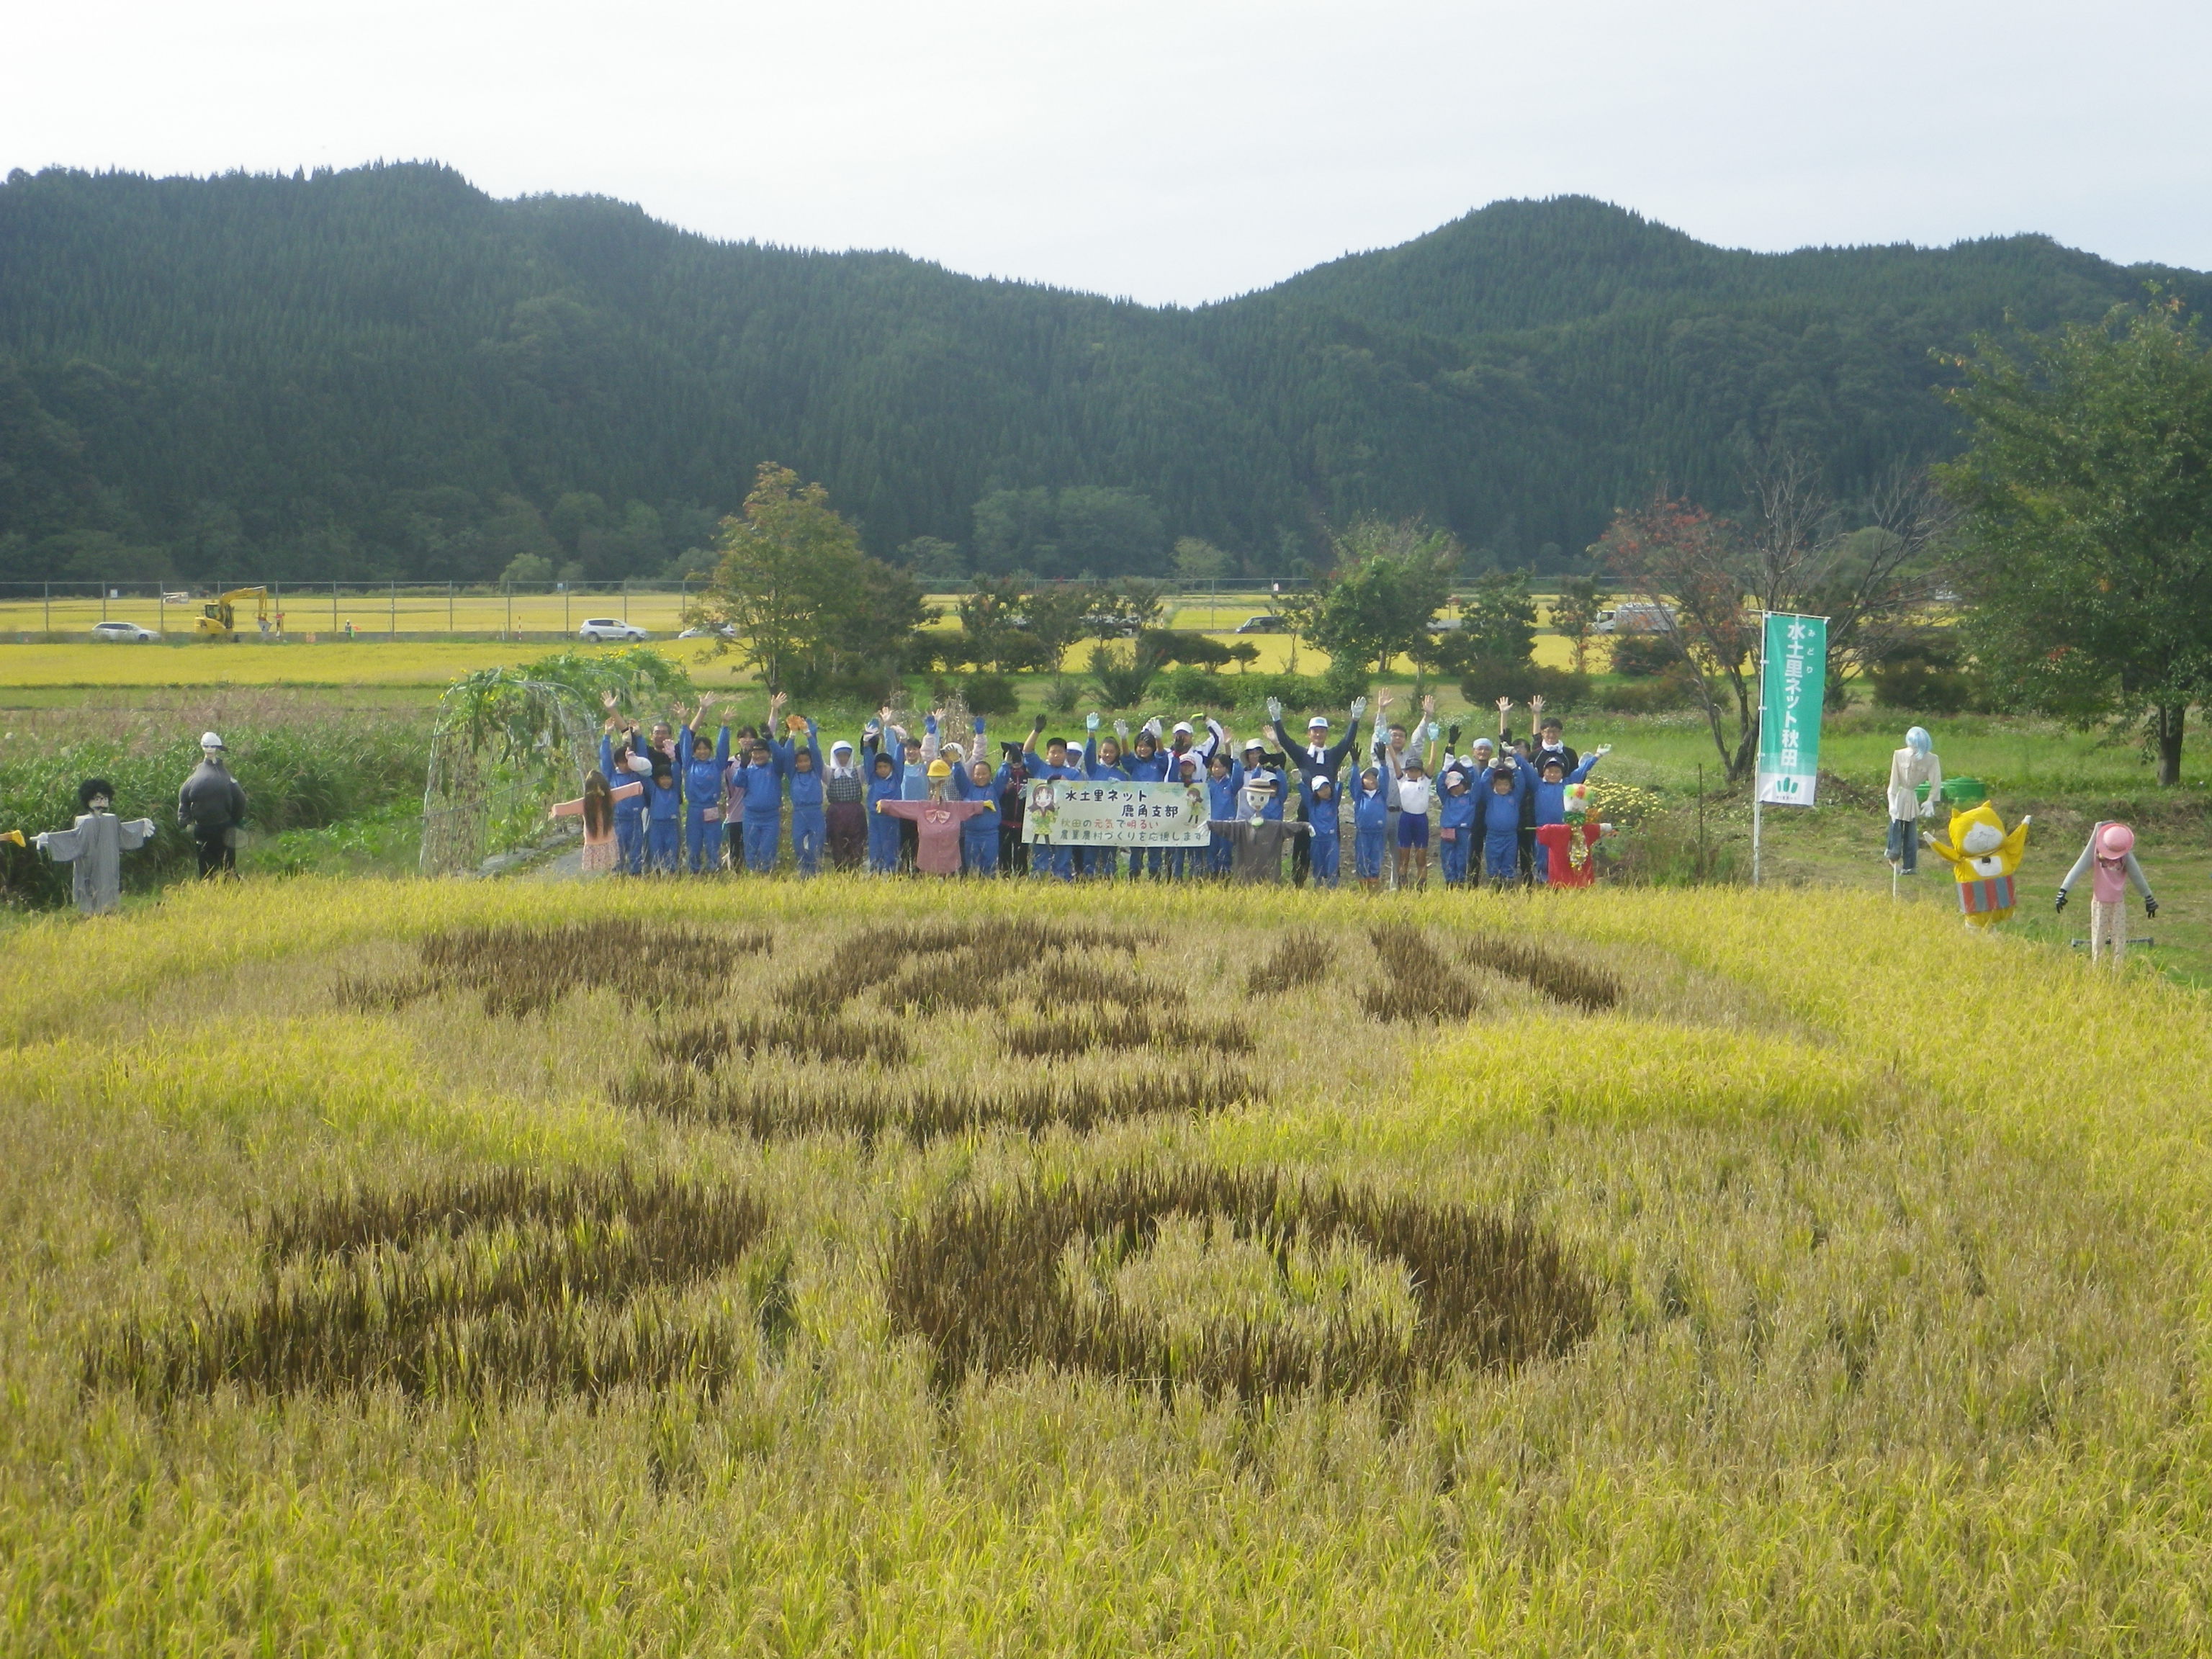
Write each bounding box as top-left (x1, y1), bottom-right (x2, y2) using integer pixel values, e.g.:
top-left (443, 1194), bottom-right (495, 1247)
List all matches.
top-left (577, 619), bottom-right (647, 643)
top-left (677, 624), bottom-right (736, 640)
top-left (90, 621), bottom-right (160, 642)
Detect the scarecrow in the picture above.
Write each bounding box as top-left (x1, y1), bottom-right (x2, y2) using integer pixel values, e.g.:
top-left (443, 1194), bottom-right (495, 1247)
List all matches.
top-left (1923, 802), bottom-right (2032, 927)
top-left (35, 778), bottom-right (158, 914)
top-left (1532, 780), bottom-right (1611, 888)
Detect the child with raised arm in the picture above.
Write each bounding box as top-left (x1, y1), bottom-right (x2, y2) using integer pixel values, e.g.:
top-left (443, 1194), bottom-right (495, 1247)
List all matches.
top-left (1022, 715), bottom-right (1080, 881)
top-left (1078, 712), bottom-right (1131, 878)
top-left (775, 712), bottom-right (827, 876)
top-left (596, 704), bottom-right (653, 874)
top-left (1480, 752), bottom-right (1531, 885)
top-left (862, 725), bottom-right (904, 874)
top-left (949, 716), bottom-right (1003, 875)
top-left (678, 696), bottom-right (730, 874)
top-left (1205, 752), bottom-right (1238, 879)
top-left (549, 767), bottom-right (642, 877)
top-left (1350, 763), bottom-right (1388, 890)
top-left (733, 691), bottom-right (789, 873)
top-left (1437, 762), bottom-right (1477, 887)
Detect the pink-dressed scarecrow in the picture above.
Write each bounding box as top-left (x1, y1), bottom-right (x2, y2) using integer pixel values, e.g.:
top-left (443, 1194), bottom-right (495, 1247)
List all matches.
top-left (2054, 821), bottom-right (2157, 966)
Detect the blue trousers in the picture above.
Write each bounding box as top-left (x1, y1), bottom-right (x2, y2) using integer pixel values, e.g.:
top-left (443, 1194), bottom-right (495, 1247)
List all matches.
top-left (646, 817), bottom-right (681, 873)
top-left (1534, 836), bottom-right (1552, 883)
top-left (867, 819), bottom-right (902, 873)
top-left (742, 816), bottom-right (780, 873)
top-left (1208, 834), bottom-right (1233, 878)
top-left (1439, 832), bottom-right (1470, 886)
top-left (616, 813), bottom-right (645, 874)
top-left (1033, 845), bottom-right (1074, 881)
top-left (685, 809), bottom-right (720, 873)
top-left (791, 808), bottom-right (824, 876)
top-left (1483, 830), bottom-right (1521, 881)
top-left (1309, 833), bottom-right (1340, 886)
top-left (1887, 818), bottom-right (1918, 873)
top-left (963, 827), bottom-right (998, 874)
top-left (1354, 827), bottom-right (1386, 880)
top-left (1162, 848), bottom-right (1188, 880)
top-left (1088, 848), bottom-right (1119, 879)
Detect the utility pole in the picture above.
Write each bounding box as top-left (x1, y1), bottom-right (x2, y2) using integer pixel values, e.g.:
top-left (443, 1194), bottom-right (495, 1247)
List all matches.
top-left (390, 579), bottom-right (397, 637)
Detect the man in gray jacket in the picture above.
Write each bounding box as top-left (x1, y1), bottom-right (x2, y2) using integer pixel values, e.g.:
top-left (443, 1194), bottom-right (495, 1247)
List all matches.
top-left (178, 732), bottom-right (248, 878)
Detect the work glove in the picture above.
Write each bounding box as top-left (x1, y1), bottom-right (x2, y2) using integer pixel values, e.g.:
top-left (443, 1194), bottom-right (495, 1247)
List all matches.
top-left (1267, 697), bottom-right (1283, 721)
top-left (1115, 720), bottom-right (1129, 739)
top-left (1349, 696), bottom-right (1367, 721)
top-left (1593, 745), bottom-right (1613, 758)
top-left (2146, 896), bottom-right (2159, 919)
top-left (2053, 889), bottom-right (2067, 913)
top-left (1447, 724), bottom-right (1461, 747)
top-left (1085, 712), bottom-right (1100, 732)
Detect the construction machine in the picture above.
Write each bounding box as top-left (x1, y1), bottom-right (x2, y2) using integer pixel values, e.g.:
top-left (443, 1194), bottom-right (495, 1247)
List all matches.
top-left (193, 587), bottom-right (269, 639)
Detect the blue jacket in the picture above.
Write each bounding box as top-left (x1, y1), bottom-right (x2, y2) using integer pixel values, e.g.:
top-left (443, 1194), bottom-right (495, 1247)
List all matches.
top-left (641, 771), bottom-right (682, 822)
top-left (602, 736), bottom-right (648, 819)
top-left (1439, 780), bottom-right (1479, 834)
top-left (1228, 759), bottom-right (1285, 821)
top-left (950, 758), bottom-right (1004, 832)
top-left (1206, 773), bottom-right (1238, 822)
top-left (1480, 765), bottom-right (1532, 835)
top-left (1125, 745), bottom-right (1170, 781)
top-left (1530, 754), bottom-right (1599, 827)
top-left (775, 720), bottom-right (826, 811)
top-left (1022, 729), bottom-right (1084, 782)
top-left (1352, 772), bottom-right (1388, 833)
top-left (1080, 731), bottom-right (1131, 782)
top-left (679, 724), bottom-right (731, 813)
top-left (733, 747), bottom-right (783, 822)
top-left (1304, 781), bottom-right (1343, 837)
top-left (1272, 717), bottom-right (1361, 795)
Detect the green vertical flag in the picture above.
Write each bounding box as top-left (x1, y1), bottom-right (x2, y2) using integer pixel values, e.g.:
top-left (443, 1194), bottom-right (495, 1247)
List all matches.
top-left (1755, 611), bottom-right (1827, 806)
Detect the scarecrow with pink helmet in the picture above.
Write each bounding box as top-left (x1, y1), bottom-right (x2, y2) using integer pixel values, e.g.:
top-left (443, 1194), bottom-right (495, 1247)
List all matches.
top-left (2055, 822), bottom-right (2157, 966)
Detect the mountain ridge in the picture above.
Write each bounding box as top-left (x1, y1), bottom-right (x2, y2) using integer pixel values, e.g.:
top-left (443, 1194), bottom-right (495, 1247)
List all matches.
top-left (2, 161), bottom-right (2203, 583)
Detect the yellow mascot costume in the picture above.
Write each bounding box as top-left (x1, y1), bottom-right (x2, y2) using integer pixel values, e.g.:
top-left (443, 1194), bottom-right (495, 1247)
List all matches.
top-left (1923, 803), bottom-right (2032, 926)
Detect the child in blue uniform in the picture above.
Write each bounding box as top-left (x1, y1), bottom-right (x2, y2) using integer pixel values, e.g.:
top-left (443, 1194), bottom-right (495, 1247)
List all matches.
top-left (1022, 717), bottom-right (1081, 881)
top-left (642, 757), bottom-right (683, 873)
top-left (1205, 754), bottom-right (1238, 878)
top-left (1480, 757), bottom-right (1531, 884)
top-left (1351, 765), bottom-right (1388, 889)
top-left (951, 724), bottom-right (1003, 874)
top-left (1079, 714), bottom-right (1130, 878)
top-left (1437, 764), bottom-right (1477, 886)
top-left (863, 741), bottom-right (902, 873)
top-left (732, 729), bottom-right (785, 875)
top-left (775, 714), bottom-right (827, 875)
top-left (678, 701), bottom-right (730, 873)
top-left (602, 729), bottom-right (649, 874)
top-left (1303, 768), bottom-right (1344, 887)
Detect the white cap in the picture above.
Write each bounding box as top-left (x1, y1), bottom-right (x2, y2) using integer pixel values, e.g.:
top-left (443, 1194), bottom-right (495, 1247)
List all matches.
top-left (1172, 721), bottom-right (1194, 734)
top-left (200, 732), bottom-right (224, 750)
top-left (1243, 737), bottom-right (1264, 752)
top-left (1308, 716), bottom-right (1329, 729)
top-left (1471, 736), bottom-right (1494, 749)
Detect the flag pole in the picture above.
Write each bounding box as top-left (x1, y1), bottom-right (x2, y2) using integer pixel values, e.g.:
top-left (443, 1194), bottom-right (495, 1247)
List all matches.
top-left (1751, 612), bottom-right (1765, 888)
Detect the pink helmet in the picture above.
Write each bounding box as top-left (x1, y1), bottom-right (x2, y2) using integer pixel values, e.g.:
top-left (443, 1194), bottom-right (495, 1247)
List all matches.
top-left (2095, 822), bottom-right (2135, 860)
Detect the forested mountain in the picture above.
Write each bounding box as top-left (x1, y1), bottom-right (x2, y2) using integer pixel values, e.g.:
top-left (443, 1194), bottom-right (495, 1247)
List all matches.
top-left (2, 162), bottom-right (2204, 585)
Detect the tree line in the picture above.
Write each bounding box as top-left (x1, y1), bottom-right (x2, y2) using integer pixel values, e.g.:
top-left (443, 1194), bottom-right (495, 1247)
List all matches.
top-left (6, 163), bottom-right (2206, 589)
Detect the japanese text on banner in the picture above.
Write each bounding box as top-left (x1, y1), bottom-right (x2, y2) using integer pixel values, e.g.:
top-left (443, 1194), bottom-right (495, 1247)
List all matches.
top-left (1021, 779), bottom-right (1213, 846)
top-left (1755, 611), bottom-right (1827, 806)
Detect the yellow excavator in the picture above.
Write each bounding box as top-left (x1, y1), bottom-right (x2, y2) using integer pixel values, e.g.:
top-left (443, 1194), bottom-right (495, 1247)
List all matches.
top-left (192, 587), bottom-right (270, 639)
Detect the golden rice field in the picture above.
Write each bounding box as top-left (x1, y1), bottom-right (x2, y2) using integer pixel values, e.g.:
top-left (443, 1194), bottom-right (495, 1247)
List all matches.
top-left (7, 876), bottom-right (2206, 1654)
top-left (0, 600), bottom-right (1580, 686)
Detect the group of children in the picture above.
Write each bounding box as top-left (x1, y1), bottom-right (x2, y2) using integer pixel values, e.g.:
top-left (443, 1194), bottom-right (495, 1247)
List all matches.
top-left (567, 689), bottom-right (1614, 890)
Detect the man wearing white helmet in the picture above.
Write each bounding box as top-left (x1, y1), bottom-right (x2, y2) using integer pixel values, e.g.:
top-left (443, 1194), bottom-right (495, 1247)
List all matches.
top-left (177, 732), bottom-right (248, 878)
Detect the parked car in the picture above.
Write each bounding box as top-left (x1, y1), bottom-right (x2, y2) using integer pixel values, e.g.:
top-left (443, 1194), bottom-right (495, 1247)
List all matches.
top-left (89, 621), bottom-right (159, 642)
top-left (577, 619), bottom-right (648, 643)
top-left (1593, 603), bottom-right (1676, 634)
top-left (677, 624), bottom-right (737, 639)
top-left (1233, 615), bottom-right (1288, 634)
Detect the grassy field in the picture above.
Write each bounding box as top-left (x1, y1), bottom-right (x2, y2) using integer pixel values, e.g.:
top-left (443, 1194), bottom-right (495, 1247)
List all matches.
top-left (5, 876), bottom-right (2211, 1653)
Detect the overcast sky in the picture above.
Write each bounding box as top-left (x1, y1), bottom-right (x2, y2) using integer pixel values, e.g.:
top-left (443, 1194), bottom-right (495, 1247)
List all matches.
top-left (9, 1), bottom-right (2208, 306)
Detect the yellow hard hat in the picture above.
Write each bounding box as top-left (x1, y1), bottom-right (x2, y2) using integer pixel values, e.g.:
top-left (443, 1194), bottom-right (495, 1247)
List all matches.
top-left (927, 759), bottom-right (953, 779)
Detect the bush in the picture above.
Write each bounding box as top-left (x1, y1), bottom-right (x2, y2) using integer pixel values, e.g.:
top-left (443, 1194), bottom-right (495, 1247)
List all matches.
top-left (1317, 660), bottom-right (1372, 710)
top-left (957, 672), bottom-right (1020, 718)
top-left (1141, 630), bottom-right (1231, 671)
top-left (1606, 634), bottom-right (1678, 678)
top-left (1155, 665), bottom-right (1233, 708)
top-left (1598, 675), bottom-right (1698, 714)
top-left (1869, 631), bottom-right (1979, 716)
top-left (1456, 660), bottom-right (1590, 710)
top-left (1088, 643), bottom-right (1154, 709)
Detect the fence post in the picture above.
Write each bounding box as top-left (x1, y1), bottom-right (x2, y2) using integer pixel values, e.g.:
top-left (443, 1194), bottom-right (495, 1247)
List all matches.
top-left (563, 583), bottom-right (570, 634)
top-left (449, 581), bottom-right (454, 635)
top-left (333, 581), bottom-right (338, 633)
top-left (390, 579), bottom-right (397, 637)
top-left (621, 579), bottom-right (629, 624)
top-left (44, 581), bottom-right (50, 636)
top-left (505, 583), bottom-right (513, 640)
